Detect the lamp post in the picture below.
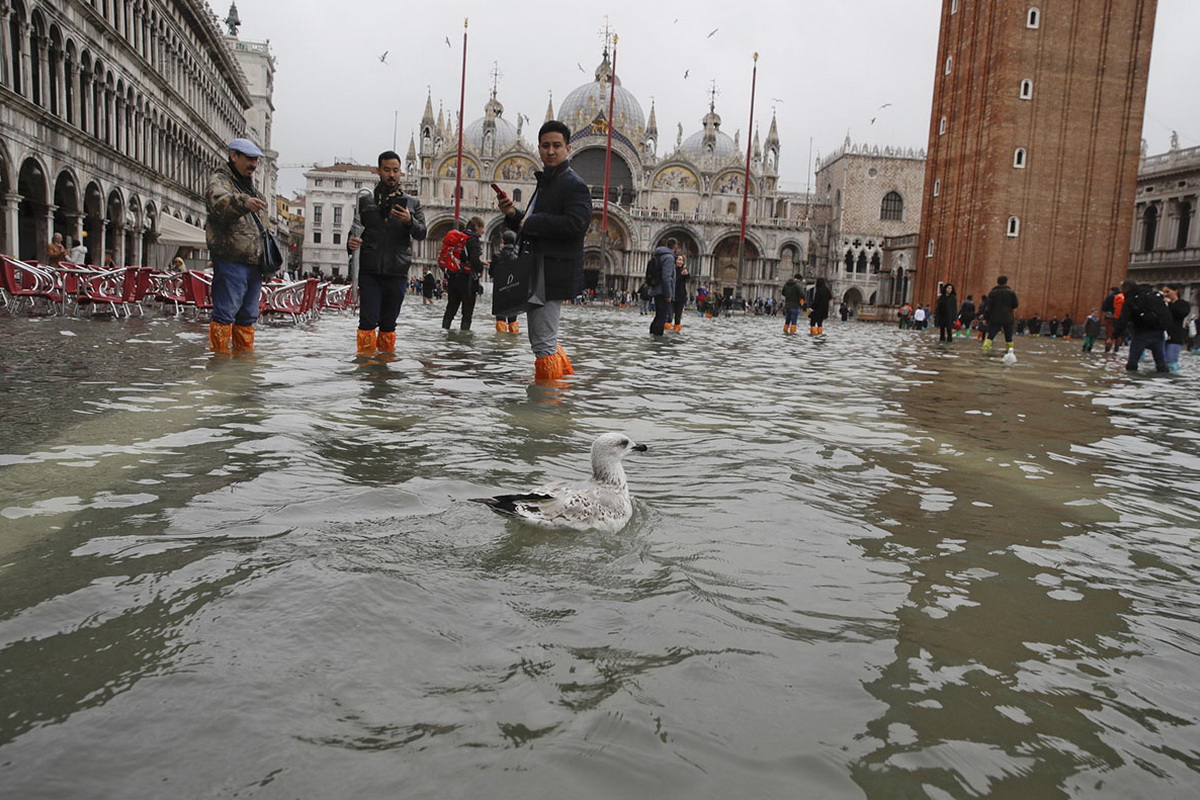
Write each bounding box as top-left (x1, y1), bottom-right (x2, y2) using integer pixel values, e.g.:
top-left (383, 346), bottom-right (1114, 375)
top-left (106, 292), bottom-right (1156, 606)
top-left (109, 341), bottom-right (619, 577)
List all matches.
top-left (735, 52), bottom-right (759, 304)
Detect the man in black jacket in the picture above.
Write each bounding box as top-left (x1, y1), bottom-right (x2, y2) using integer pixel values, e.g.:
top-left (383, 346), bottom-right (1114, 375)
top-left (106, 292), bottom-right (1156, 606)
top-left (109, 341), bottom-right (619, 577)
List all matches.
top-left (1115, 278), bottom-right (1169, 373)
top-left (498, 120), bottom-right (591, 381)
top-left (981, 275), bottom-right (1019, 353)
top-left (348, 150), bottom-right (427, 354)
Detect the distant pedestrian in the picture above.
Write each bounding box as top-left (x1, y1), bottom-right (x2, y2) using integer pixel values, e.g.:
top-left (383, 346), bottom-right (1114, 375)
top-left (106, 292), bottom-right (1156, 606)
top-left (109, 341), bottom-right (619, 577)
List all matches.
top-left (1082, 309), bottom-right (1102, 352)
top-left (421, 267), bottom-right (435, 304)
top-left (670, 254), bottom-right (690, 331)
top-left (66, 238), bottom-right (87, 265)
top-left (1061, 314), bottom-right (1074, 339)
top-left (648, 237), bottom-right (677, 336)
top-left (839, 301), bottom-right (850, 323)
top-left (47, 232), bottom-right (66, 267)
top-left (1101, 285), bottom-right (1124, 352)
top-left (443, 216), bottom-right (485, 331)
top-left (912, 305), bottom-right (927, 330)
top-left (1163, 283), bottom-right (1190, 372)
top-left (982, 275), bottom-right (1019, 354)
top-left (781, 273), bottom-right (804, 334)
top-left (957, 294), bottom-right (976, 337)
top-left (808, 277), bottom-right (833, 335)
top-left (492, 230), bottom-right (520, 333)
top-left (935, 283), bottom-right (958, 342)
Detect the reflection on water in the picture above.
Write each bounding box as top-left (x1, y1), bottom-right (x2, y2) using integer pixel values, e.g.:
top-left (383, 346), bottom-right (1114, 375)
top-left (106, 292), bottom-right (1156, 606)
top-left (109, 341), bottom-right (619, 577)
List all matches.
top-left (1, 307), bottom-right (1198, 798)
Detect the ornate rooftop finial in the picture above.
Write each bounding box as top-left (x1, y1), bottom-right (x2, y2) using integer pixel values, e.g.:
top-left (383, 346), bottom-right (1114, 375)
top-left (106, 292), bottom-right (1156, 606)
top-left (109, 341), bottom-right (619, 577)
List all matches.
top-left (225, 2), bottom-right (241, 36)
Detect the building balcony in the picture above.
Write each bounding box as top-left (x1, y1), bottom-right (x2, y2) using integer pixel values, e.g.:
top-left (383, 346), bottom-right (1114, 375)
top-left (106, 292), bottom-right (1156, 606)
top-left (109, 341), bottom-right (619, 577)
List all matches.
top-left (1129, 247), bottom-right (1200, 268)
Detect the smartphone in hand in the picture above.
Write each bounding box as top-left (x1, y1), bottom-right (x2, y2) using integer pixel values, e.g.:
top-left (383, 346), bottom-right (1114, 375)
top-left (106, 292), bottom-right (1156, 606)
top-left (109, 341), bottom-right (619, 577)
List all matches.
top-left (491, 183), bottom-right (508, 201)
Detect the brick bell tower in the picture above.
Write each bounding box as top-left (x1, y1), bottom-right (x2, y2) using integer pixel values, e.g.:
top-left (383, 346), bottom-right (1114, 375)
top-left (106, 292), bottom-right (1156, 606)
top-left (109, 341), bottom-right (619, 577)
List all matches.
top-left (916, 1), bottom-right (1158, 320)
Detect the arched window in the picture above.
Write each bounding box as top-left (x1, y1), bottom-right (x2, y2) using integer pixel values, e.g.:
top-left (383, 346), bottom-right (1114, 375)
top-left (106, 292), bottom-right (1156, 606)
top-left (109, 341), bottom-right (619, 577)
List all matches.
top-left (1020, 79), bottom-right (1033, 100)
top-left (1027, 8), bottom-right (1040, 29)
top-left (1007, 216), bottom-right (1020, 237)
top-left (726, 201), bottom-right (737, 214)
top-left (871, 252), bottom-right (882, 273)
top-left (512, 188), bottom-right (522, 204)
top-left (939, 116), bottom-right (947, 135)
top-left (857, 251), bottom-right (868, 273)
top-left (945, 56), bottom-right (953, 75)
top-left (1177, 201), bottom-right (1193, 250)
top-left (669, 197), bottom-right (680, 212)
top-left (1142, 205), bottom-right (1158, 251)
top-left (1013, 148), bottom-right (1027, 168)
top-left (933, 179), bottom-right (941, 197)
top-left (844, 249), bottom-right (854, 272)
top-left (926, 240), bottom-right (935, 258)
top-left (881, 191), bottom-right (903, 221)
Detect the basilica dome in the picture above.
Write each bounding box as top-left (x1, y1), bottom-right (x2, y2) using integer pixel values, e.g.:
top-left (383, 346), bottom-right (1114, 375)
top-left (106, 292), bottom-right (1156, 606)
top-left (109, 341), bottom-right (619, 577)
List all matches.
top-left (464, 94), bottom-right (520, 156)
top-left (681, 104), bottom-right (739, 162)
top-left (557, 52), bottom-right (646, 140)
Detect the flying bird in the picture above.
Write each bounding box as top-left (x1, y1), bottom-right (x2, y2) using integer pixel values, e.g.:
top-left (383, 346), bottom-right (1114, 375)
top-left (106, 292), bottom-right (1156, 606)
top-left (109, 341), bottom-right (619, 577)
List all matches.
top-left (770, 97), bottom-right (785, 104)
top-left (444, 36), bottom-right (452, 48)
top-left (879, 102), bottom-right (893, 108)
top-left (684, 69), bottom-right (690, 79)
top-left (707, 28), bottom-right (719, 38)
top-left (578, 62), bottom-right (585, 72)
top-left (378, 51), bottom-right (388, 63)
top-left (472, 433), bottom-right (647, 533)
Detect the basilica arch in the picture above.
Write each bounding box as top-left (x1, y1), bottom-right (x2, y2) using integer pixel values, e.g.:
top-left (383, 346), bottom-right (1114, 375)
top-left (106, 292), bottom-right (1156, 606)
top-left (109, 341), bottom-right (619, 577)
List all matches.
top-left (83, 180), bottom-right (104, 265)
top-left (53, 169), bottom-right (81, 242)
top-left (712, 234), bottom-right (761, 296)
top-left (105, 188), bottom-right (125, 265)
top-left (571, 147), bottom-right (635, 205)
top-left (585, 209), bottom-right (632, 289)
top-left (653, 226), bottom-right (701, 260)
top-left (17, 156), bottom-right (49, 261)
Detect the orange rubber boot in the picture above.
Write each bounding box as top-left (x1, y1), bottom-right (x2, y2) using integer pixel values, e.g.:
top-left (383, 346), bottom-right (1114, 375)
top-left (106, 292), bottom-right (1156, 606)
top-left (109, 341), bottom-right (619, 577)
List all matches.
top-left (356, 329), bottom-right (377, 354)
top-left (496, 320), bottom-right (508, 332)
top-left (535, 353), bottom-right (563, 381)
top-left (209, 322), bottom-right (232, 353)
top-left (377, 331), bottom-right (396, 352)
top-left (232, 324), bottom-right (255, 351)
top-left (508, 320), bottom-right (520, 334)
top-left (556, 345), bottom-right (575, 376)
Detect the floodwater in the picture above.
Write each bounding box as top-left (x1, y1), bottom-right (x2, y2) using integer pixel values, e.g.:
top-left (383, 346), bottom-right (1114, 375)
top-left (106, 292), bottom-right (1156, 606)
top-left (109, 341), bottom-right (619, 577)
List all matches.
top-left (1, 304), bottom-right (1198, 800)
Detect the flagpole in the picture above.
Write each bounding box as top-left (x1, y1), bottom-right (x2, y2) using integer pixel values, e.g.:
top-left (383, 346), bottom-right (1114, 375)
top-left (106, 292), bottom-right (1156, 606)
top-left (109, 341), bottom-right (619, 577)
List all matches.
top-left (600, 34), bottom-right (618, 291)
top-left (736, 52), bottom-right (758, 303)
top-left (454, 18), bottom-right (468, 224)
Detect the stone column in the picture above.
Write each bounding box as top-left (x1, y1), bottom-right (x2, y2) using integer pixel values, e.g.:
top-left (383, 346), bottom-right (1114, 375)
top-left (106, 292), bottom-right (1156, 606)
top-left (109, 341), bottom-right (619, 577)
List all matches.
top-left (0, 3), bottom-right (10, 89)
top-left (2, 193), bottom-right (22, 258)
top-left (44, 204), bottom-right (57, 262)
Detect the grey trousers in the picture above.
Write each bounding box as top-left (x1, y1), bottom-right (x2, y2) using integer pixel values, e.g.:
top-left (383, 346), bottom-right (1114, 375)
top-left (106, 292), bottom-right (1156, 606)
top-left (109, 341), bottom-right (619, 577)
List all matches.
top-left (527, 301), bottom-right (562, 358)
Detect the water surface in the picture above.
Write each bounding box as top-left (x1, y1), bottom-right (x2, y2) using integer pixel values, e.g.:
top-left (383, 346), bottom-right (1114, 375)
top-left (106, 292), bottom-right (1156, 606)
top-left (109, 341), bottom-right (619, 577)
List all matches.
top-left (1, 306), bottom-right (1197, 799)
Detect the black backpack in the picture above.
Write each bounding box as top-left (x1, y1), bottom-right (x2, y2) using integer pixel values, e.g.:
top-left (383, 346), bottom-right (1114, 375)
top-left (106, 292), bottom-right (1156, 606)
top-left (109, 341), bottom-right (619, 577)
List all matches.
top-left (1130, 289), bottom-right (1169, 331)
top-left (644, 254), bottom-right (662, 287)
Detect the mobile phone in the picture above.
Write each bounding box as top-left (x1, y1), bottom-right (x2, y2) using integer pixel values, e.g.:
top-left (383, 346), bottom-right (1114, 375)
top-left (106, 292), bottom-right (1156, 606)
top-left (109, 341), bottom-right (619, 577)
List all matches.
top-left (491, 183), bottom-right (508, 201)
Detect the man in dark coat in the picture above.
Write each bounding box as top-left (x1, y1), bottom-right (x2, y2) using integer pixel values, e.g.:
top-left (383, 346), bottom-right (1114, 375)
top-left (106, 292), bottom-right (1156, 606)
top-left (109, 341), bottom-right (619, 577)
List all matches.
top-left (499, 120), bottom-right (591, 381)
top-left (982, 275), bottom-right (1019, 353)
top-left (347, 150), bottom-right (427, 354)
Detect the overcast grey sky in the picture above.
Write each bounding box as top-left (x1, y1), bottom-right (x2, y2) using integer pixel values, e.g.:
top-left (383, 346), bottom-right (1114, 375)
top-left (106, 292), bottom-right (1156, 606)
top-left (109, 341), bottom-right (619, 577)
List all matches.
top-left (222, 0), bottom-right (1200, 197)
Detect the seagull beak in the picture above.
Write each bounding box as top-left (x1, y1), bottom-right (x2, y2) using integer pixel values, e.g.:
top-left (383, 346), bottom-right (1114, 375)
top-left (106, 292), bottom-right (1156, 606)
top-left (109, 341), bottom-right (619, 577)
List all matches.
top-left (632, 444), bottom-right (648, 452)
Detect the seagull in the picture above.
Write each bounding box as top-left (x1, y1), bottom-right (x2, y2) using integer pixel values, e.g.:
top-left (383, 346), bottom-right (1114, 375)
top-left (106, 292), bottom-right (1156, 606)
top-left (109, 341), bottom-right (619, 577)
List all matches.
top-left (879, 102), bottom-right (892, 108)
top-left (684, 69), bottom-right (690, 79)
top-left (378, 51), bottom-right (388, 63)
top-left (707, 28), bottom-right (719, 38)
top-left (870, 117), bottom-right (876, 125)
top-left (577, 62), bottom-right (585, 72)
top-left (473, 433), bottom-right (647, 533)
top-left (445, 36), bottom-right (452, 48)
top-left (1003, 349), bottom-right (1017, 365)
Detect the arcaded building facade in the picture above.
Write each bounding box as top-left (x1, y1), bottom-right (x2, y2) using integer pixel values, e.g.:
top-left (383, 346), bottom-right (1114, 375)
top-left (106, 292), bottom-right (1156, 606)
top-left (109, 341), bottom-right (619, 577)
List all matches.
top-left (0, 1), bottom-right (264, 267)
top-left (1129, 140), bottom-right (1200, 305)
top-left (916, 0), bottom-right (1158, 320)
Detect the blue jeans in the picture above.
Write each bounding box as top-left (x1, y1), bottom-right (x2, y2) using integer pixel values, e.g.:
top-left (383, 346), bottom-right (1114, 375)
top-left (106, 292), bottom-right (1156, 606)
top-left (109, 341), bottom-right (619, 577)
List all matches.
top-left (1165, 342), bottom-right (1183, 371)
top-left (650, 294), bottom-right (672, 335)
top-left (358, 272), bottom-right (407, 332)
top-left (784, 308), bottom-right (801, 326)
top-left (211, 260), bottom-right (262, 326)
top-left (1126, 329), bottom-right (1167, 372)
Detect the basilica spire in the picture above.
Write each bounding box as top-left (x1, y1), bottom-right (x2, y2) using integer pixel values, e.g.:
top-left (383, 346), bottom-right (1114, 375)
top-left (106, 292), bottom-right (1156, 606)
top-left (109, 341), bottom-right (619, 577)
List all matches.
top-left (545, 91), bottom-right (555, 122)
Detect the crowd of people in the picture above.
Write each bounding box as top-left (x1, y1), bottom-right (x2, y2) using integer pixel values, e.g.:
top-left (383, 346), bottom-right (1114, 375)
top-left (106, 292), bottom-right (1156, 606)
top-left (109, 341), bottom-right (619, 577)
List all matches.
top-left (915, 277), bottom-right (1196, 372)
